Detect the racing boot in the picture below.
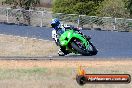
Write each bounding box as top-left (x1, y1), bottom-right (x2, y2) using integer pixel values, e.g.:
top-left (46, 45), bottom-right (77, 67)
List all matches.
top-left (58, 47), bottom-right (69, 56)
top-left (58, 49), bottom-right (65, 56)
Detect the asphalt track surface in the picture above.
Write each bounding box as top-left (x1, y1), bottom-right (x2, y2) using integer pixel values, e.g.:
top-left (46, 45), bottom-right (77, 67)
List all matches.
top-left (0, 24), bottom-right (132, 60)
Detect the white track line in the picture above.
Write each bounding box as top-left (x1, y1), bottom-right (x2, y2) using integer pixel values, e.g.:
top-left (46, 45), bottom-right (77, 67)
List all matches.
top-left (0, 34), bottom-right (54, 42)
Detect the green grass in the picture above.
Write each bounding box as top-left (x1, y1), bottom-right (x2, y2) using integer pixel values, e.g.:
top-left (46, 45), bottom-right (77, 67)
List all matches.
top-left (0, 67), bottom-right (131, 88)
top-left (0, 67), bottom-right (130, 80)
top-left (0, 68), bottom-right (48, 80)
top-left (0, 68), bottom-right (74, 80)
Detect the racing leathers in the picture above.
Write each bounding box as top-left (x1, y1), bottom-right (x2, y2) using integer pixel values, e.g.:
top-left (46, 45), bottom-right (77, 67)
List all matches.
top-left (52, 24), bottom-right (71, 56)
top-left (52, 24), bottom-right (91, 56)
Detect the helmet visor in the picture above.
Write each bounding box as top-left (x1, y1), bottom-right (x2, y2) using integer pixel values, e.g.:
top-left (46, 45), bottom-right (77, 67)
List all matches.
top-left (51, 24), bottom-right (56, 28)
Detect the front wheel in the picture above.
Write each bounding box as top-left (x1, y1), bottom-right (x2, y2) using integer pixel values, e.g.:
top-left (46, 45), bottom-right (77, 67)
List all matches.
top-left (71, 40), bottom-right (98, 56)
top-left (88, 42), bottom-right (98, 55)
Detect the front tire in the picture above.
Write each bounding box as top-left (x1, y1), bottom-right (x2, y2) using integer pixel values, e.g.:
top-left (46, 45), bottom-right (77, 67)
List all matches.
top-left (71, 40), bottom-right (98, 56)
top-left (88, 42), bottom-right (98, 55)
top-left (71, 42), bottom-right (90, 56)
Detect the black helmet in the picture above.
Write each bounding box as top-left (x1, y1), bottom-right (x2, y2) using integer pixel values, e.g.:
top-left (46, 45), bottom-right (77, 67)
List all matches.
top-left (51, 18), bottom-right (60, 30)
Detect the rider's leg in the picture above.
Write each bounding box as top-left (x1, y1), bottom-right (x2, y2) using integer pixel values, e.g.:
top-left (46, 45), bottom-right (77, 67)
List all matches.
top-left (84, 35), bottom-right (91, 40)
top-left (77, 31), bottom-right (91, 40)
top-left (73, 28), bottom-right (91, 41)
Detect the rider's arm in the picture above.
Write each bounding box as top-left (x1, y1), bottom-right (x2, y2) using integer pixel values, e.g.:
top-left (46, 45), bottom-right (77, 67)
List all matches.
top-left (52, 30), bottom-right (58, 42)
top-left (52, 29), bottom-right (61, 46)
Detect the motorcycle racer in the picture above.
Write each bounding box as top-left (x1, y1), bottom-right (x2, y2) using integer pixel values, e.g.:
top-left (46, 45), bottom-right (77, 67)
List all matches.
top-left (51, 18), bottom-right (91, 56)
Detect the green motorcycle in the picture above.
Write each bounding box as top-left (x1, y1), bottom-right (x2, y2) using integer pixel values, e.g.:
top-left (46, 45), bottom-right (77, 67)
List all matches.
top-left (59, 29), bottom-right (98, 56)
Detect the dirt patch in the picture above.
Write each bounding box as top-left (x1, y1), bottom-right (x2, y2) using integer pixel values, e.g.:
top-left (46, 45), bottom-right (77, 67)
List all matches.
top-left (0, 34), bottom-right (58, 56)
top-left (0, 60), bottom-right (131, 70)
